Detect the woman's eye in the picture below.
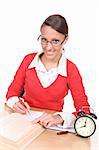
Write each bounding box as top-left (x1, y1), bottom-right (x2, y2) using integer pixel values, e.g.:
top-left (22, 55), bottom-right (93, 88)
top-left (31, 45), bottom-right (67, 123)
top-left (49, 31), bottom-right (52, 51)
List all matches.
top-left (41, 38), bottom-right (47, 42)
top-left (52, 39), bottom-right (60, 44)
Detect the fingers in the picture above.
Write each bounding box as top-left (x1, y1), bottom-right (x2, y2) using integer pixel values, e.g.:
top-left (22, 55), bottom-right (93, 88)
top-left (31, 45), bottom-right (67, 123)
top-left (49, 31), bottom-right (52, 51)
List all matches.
top-left (38, 114), bottom-right (54, 127)
top-left (24, 102), bottom-right (30, 110)
top-left (32, 112), bottom-right (47, 124)
top-left (13, 102), bottom-right (27, 114)
top-left (32, 113), bottom-right (63, 128)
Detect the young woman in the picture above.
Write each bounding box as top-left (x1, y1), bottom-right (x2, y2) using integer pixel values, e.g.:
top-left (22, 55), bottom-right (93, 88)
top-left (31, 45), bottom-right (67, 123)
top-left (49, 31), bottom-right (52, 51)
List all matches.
top-left (6, 14), bottom-right (90, 128)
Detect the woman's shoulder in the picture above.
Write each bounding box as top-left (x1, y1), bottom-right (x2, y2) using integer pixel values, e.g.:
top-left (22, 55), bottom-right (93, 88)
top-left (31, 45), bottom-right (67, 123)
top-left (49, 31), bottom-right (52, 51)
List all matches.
top-left (24, 52), bottom-right (37, 59)
top-left (67, 58), bottom-right (76, 67)
top-left (21, 52), bottom-right (37, 67)
top-left (22, 52), bottom-right (37, 62)
top-left (67, 58), bottom-right (79, 74)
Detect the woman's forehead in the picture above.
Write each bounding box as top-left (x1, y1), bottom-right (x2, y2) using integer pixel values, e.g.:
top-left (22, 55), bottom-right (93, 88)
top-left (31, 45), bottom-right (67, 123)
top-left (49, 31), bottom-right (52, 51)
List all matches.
top-left (41, 25), bottom-right (65, 39)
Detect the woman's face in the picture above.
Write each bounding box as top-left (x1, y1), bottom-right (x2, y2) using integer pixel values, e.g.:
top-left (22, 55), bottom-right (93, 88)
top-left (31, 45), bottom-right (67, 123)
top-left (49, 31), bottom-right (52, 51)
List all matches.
top-left (40, 25), bottom-right (66, 61)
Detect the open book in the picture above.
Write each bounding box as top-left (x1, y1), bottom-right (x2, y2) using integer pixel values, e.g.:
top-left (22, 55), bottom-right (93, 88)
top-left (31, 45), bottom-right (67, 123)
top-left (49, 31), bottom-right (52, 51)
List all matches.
top-left (0, 110), bottom-right (75, 150)
top-left (0, 111), bottom-right (45, 150)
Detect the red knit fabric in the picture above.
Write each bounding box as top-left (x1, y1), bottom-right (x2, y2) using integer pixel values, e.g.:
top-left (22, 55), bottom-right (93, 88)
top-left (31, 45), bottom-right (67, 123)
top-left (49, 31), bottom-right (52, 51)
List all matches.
top-left (6, 53), bottom-right (90, 115)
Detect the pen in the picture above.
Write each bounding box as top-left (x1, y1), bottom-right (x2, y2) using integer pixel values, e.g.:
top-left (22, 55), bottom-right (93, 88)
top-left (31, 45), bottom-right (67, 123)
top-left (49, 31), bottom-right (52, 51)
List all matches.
top-left (19, 98), bottom-right (30, 114)
top-left (57, 131), bottom-right (75, 135)
top-left (57, 131), bottom-right (69, 135)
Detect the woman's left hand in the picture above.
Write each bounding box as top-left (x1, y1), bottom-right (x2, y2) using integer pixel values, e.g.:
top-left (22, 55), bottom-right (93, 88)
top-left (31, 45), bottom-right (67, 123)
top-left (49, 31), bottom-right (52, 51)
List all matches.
top-left (32, 113), bottom-right (64, 128)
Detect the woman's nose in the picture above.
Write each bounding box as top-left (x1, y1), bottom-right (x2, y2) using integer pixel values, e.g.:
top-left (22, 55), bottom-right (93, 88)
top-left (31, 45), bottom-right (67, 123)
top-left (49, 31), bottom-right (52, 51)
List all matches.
top-left (45, 42), bottom-right (53, 49)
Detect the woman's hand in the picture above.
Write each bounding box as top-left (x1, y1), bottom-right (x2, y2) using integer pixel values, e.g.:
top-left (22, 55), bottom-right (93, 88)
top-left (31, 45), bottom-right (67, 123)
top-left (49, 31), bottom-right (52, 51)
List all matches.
top-left (32, 113), bottom-right (64, 128)
top-left (12, 101), bottom-right (29, 114)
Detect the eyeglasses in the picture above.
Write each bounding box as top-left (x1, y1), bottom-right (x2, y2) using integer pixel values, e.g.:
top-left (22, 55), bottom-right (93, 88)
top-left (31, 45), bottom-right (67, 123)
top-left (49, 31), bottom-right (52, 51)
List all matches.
top-left (37, 35), bottom-right (67, 47)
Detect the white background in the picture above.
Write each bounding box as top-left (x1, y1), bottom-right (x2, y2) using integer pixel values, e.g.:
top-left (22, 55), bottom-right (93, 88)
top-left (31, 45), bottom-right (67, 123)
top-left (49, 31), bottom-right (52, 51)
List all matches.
top-left (0, 0), bottom-right (98, 119)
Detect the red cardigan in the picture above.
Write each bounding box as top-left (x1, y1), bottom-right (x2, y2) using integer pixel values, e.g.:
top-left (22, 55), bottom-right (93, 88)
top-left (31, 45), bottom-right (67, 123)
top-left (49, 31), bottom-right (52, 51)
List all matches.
top-left (6, 53), bottom-right (90, 116)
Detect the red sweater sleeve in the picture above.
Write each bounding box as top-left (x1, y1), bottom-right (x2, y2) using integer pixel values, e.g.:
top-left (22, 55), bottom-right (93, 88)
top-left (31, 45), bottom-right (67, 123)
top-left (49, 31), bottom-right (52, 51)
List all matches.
top-left (6, 53), bottom-right (36, 99)
top-left (67, 60), bottom-right (90, 117)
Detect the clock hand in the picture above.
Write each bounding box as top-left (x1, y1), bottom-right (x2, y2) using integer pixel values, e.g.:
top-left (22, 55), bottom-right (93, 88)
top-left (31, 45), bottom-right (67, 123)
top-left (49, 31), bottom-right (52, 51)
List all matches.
top-left (79, 125), bottom-right (85, 128)
top-left (78, 119), bottom-right (87, 128)
top-left (76, 124), bottom-right (85, 129)
top-left (84, 119), bottom-right (87, 127)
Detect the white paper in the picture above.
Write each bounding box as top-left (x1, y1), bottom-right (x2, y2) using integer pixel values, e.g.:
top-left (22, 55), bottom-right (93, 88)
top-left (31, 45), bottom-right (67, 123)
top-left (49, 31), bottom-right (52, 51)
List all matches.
top-left (23, 111), bottom-right (44, 121)
top-left (47, 125), bottom-right (75, 133)
top-left (24, 111), bottom-right (75, 133)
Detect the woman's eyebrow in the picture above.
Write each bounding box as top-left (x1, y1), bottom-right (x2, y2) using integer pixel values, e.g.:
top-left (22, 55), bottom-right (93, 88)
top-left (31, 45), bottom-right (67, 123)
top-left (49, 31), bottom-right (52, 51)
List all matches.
top-left (52, 38), bottom-right (60, 41)
top-left (41, 35), bottom-right (60, 41)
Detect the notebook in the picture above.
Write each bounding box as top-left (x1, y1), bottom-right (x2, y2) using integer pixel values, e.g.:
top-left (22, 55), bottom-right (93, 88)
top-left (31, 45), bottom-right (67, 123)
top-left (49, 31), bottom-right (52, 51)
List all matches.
top-left (0, 111), bottom-right (45, 150)
top-left (0, 110), bottom-right (75, 150)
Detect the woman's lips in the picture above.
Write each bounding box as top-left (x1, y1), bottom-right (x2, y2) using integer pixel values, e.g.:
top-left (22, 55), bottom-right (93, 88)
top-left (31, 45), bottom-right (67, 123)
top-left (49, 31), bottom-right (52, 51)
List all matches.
top-left (46, 50), bottom-right (56, 55)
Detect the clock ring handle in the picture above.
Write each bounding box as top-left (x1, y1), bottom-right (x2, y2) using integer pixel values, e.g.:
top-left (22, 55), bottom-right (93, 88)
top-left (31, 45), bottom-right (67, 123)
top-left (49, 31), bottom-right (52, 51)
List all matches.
top-left (89, 113), bottom-right (97, 119)
top-left (77, 110), bottom-right (85, 117)
top-left (79, 106), bottom-right (97, 119)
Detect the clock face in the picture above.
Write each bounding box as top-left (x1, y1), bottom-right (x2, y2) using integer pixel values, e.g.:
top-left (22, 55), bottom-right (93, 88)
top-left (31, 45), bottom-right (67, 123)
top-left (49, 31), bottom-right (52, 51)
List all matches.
top-left (74, 116), bottom-right (96, 138)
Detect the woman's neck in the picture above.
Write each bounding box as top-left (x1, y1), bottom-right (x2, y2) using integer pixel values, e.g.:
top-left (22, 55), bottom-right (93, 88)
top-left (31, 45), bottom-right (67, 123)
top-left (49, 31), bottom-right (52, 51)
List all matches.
top-left (40, 53), bottom-right (62, 71)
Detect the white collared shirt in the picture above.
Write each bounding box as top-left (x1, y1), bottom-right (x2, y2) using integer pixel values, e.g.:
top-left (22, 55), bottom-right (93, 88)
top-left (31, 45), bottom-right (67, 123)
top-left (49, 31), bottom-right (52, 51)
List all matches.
top-left (28, 51), bottom-right (67, 88)
top-left (7, 51), bottom-right (76, 128)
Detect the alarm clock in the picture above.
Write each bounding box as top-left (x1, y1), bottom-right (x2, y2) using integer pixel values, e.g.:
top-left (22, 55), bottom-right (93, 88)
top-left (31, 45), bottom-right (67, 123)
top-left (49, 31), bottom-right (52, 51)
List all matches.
top-left (74, 108), bottom-right (97, 138)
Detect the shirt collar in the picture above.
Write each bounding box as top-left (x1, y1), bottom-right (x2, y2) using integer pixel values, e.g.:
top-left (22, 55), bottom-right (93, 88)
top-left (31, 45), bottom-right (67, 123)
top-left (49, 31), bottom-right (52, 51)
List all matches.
top-left (28, 51), bottom-right (67, 77)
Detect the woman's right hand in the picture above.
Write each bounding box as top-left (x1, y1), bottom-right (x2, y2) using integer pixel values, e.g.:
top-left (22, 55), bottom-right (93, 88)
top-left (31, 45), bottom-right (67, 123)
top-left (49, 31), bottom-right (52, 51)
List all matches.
top-left (12, 101), bottom-right (28, 114)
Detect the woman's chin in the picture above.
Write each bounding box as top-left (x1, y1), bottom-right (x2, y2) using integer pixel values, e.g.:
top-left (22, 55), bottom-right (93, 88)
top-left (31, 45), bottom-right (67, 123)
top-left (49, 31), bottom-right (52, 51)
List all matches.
top-left (45, 50), bottom-right (56, 56)
top-left (46, 53), bottom-right (56, 60)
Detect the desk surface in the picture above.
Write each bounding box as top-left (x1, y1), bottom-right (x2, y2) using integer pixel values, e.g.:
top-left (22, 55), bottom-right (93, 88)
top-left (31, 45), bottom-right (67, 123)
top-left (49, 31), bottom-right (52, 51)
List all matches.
top-left (0, 106), bottom-right (99, 150)
top-left (25, 129), bottom-right (99, 150)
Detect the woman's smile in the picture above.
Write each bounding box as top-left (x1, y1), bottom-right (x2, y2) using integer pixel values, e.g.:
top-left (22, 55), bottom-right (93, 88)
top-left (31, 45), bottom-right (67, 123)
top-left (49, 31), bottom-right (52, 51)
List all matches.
top-left (46, 49), bottom-right (56, 55)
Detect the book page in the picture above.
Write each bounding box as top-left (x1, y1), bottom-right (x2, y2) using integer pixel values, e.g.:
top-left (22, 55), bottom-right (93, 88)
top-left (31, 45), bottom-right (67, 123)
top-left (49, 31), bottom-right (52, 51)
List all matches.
top-left (23, 111), bottom-right (44, 121)
top-left (0, 112), bottom-right (44, 142)
top-left (0, 110), bottom-right (9, 119)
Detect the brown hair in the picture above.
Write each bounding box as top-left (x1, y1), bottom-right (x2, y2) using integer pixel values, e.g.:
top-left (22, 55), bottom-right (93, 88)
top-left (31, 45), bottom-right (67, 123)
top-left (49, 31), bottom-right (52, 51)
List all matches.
top-left (41, 14), bottom-right (68, 36)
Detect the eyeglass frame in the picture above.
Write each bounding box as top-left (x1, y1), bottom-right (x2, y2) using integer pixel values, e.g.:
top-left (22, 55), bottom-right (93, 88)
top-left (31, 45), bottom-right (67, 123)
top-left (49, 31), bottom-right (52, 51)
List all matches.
top-left (37, 34), bottom-right (67, 47)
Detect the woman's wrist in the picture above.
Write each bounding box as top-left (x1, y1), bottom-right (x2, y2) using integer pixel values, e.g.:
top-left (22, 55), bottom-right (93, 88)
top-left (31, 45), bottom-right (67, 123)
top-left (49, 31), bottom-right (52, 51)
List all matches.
top-left (6, 96), bottom-right (19, 109)
top-left (54, 112), bottom-right (76, 128)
